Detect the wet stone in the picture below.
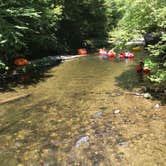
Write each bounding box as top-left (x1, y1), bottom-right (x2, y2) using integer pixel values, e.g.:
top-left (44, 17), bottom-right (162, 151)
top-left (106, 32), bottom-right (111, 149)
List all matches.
top-left (132, 106), bottom-right (139, 112)
top-left (115, 136), bottom-right (127, 145)
top-left (118, 141), bottom-right (129, 147)
top-left (154, 104), bottom-right (160, 109)
top-left (151, 114), bottom-right (158, 120)
top-left (75, 136), bottom-right (90, 148)
top-left (94, 111), bottom-right (103, 118)
top-left (113, 109), bottom-right (120, 114)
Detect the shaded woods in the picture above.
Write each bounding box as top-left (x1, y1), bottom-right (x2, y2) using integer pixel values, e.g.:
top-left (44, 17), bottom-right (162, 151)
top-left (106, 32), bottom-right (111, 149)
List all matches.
top-left (0, 0), bottom-right (109, 60)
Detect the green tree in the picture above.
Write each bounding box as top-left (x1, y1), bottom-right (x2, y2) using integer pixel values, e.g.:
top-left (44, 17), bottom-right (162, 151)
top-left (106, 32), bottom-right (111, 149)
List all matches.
top-left (0, 0), bottom-right (63, 61)
top-left (109, 0), bottom-right (166, 88)
top-left (56, 0), bottom-right (109, 53)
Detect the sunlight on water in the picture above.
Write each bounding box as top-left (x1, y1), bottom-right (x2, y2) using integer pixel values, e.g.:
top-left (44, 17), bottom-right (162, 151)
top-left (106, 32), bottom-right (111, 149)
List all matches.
top-left (0, 53), bottom-right (165, 166)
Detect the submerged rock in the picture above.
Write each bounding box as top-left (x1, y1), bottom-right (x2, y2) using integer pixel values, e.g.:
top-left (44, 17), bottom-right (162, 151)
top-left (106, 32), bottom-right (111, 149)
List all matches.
top-left (118, 141), bottom-right (129, 147)
top-left (113, 109), bottom-right (120, 114)
top-left (151, 114), bottom-right (158, 120)
top-left (94, 111), bottom-right (103, 118)
top-left (75, 136), bottom-right (90, 148)
top-left (154, 104), bottom-right (160, 109)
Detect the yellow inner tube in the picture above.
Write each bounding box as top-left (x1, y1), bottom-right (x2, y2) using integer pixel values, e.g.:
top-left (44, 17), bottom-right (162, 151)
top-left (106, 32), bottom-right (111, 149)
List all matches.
top-left (132, 46), bottom-right (141, 51)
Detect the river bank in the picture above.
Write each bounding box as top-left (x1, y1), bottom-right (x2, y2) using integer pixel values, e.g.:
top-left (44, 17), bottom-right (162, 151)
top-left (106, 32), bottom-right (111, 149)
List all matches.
top-left (0, 54), bottom-right (88, 104)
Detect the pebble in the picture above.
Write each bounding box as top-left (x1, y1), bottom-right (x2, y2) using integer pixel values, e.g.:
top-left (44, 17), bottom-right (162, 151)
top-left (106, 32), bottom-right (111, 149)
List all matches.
top-left (151, 114), bottom-right (158, 120)
top-left (95, 111), bottom-right (102, 118)
top-left (118, 141), bottom-right (129, 147)
top-left (75, 136), bottom-right (90, 148)
top-left (154, 104), bottom-right (160, 109)
top-left (15, 141), bottom-right (22, 147)
top-left (113, 109), bottom-right (120, 114)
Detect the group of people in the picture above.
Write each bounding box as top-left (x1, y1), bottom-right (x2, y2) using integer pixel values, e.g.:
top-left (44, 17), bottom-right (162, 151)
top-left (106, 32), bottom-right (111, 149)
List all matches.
top-left (98, 48), bottom-right (116, 57)
top-left (98, 47), bottom-right (150, 74)
top-left (98, 48), bottom-right (135, 59)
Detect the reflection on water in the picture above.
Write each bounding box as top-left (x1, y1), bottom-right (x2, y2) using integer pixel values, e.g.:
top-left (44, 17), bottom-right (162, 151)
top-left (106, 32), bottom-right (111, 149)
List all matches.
top-left (0, 54), bottom-right (165, 165)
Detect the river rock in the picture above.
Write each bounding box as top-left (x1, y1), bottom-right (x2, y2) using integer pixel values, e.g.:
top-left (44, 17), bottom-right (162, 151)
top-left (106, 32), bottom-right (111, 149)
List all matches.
top-left (94, 111), bottom-right (103, 118)
top-left (118, 141), bottom-right (129, 147)
top-left (154, 104), bottom-right (160, 109)
top-left (143, 93), bottom-right (152, 99)
top-left (75, 136), bottom-right (89, 148)
top-left (151, 114), bottom-right (158, 120)
top-left (113, 109), bottom-right (120, 114)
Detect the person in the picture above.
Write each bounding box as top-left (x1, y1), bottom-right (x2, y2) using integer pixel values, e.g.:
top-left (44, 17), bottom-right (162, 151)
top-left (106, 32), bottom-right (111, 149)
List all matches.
top-left (102, 47), bottom-right (107, 56)
top-left (139, 59), bottom-right (144, 72)
top-left (137, 58), bottom-right (144, 82)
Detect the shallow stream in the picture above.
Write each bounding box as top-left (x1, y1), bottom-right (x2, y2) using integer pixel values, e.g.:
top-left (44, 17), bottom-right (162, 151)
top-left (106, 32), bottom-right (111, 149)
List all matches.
top-left (0, 53), bottom-right (165, 166)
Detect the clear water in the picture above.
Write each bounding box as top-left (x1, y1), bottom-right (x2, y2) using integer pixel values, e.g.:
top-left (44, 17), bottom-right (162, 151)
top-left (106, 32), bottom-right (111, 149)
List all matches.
top-left (0, 54), bottom-right (165, 166)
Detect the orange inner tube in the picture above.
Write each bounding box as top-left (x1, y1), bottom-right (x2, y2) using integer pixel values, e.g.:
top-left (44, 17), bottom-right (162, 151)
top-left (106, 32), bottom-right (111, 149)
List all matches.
top-left (14, 58), bottom-right (29, 66)
top-left (78, 48), bottom-right (87, 55)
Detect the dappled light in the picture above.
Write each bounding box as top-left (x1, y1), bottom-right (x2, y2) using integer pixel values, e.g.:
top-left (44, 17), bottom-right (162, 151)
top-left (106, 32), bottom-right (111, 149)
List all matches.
top-left (0, 56), bottom-right (166, 165)
top-left (0, 0), bottom-right (165, 165)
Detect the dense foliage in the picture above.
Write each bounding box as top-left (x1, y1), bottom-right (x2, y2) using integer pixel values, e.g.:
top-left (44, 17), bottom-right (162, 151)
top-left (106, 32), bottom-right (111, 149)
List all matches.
top-left (0, 0), bottom-right (113, 60)
top-left (110, 0), bottom-right (166, 87)
top-left (57, 0), bottom-right (108, 53)
top-left (0, 0), bottom-right (63, 61)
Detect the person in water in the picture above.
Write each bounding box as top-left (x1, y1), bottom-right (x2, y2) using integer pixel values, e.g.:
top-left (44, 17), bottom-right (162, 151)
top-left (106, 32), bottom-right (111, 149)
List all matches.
top-left (102, 47), bottom-right (107, 56)
top-left (138, 58), bottom-right (144, 82)
top-left (139, 59), bottom-right (144, 72)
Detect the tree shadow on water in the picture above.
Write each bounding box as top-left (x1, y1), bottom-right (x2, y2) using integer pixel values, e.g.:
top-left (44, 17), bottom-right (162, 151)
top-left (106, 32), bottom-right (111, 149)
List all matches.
top-left (0, 66), bottom-right (57, 92)
top-left (115, 65), bottom-right (144, 91)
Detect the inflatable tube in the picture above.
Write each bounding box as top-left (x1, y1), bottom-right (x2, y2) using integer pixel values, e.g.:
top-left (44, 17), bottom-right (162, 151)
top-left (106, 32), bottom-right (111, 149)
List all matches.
top-left (78, 48), bottom-right (87, 55)
top-left (119, 52), bottom-right (134, 59)
top-left (98, 48), bottom-right (107, 56)
top-left (143, 67), bottom-right (150, 74)
top-left (125, 52), bottom-right (134, 58)
top-left (132, 46), bottom-right (141, 51)
top-left (119, 52), bottom-right (125, 58)
top-left (14, 58), bottom-right (29, 66)
top-left (136, 65), bottom-right (150, 74)
top-left (107, 50), bottom-right (116, 57)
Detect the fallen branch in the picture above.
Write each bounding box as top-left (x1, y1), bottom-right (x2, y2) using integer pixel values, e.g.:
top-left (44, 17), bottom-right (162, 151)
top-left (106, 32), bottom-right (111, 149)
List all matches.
top-left (124, 92), bottom-right (143, 96)
top-left (0, 93), bottom-right (31, 105)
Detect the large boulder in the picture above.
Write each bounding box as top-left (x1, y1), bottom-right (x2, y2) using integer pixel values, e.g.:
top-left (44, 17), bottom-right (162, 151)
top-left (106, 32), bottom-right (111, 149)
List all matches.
top-left (144, 32), bottom-right (161, 46)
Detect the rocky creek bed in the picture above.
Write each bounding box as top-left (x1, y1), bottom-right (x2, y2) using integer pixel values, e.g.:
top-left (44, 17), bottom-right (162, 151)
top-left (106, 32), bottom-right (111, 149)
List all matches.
top-left (0, 55), bottom-right (165, 166)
